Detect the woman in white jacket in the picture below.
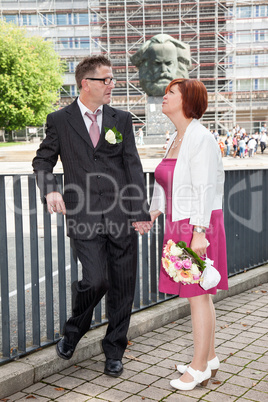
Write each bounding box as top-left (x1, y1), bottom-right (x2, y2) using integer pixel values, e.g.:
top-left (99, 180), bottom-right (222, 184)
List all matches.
top-left (150, 79), bottom-right (228, 391)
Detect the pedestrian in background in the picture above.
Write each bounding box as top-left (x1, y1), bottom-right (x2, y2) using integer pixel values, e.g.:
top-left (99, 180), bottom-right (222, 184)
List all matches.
top-left (225, 135), bottom-right (231, 156)
top-left (247, 135), bottom-right (257, 157)
top-left (137, 127), bottom-right (145, 145)
top-left (239, 136), bottom-right (246, 158)
top-left (260, 129), bottom-right (267, 154)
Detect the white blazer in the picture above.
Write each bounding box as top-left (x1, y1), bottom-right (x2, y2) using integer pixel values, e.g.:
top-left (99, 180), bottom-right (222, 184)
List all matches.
top-left (150, 119), bottom-right (224, 228)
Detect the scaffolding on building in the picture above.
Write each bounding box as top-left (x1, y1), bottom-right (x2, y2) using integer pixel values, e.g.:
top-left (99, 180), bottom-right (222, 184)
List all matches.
top-left (0, 0), bottom-right (267, 134)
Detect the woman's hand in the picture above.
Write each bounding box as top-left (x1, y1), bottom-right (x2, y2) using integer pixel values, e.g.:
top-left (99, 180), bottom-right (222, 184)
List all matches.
top-left (190, 232), bottom-right (208, 257)
top-left (132, 221), bottom-right (153, 235)
top-left (132, 209), bottom-right (162, 235)
top-left (150, 210), bottom-right (162, 223)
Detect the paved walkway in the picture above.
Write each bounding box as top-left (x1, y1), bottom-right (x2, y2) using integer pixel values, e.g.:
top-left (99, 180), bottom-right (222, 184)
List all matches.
top-left (5, 282), bottom-right (268, 402)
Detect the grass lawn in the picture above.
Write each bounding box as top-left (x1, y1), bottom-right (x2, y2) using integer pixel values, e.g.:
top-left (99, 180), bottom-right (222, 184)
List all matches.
top-left (0, 142), bottom-right (25, 147)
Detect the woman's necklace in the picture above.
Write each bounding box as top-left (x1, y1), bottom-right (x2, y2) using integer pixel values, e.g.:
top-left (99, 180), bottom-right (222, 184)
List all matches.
top-left (171, 134), bottom-right (184, 149)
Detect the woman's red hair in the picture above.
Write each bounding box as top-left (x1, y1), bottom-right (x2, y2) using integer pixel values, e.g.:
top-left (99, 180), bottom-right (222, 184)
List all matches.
top-left (165, 79), bottom-right (208, 119)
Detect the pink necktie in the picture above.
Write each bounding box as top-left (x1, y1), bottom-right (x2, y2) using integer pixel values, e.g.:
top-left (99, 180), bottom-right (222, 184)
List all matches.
top-left (86, 110), bottom-right (101, 147)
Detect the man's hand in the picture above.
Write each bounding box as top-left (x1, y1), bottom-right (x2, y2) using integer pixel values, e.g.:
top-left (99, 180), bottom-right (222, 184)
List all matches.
top-left (132, 221), bottom-right (153, 235)
top-left (46, 192), bottom-right (66, 215)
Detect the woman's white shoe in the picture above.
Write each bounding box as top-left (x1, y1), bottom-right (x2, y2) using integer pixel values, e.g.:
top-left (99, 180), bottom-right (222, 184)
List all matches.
top-left (177, 356), bottom-right (220, 377)
top-left (170, 365), bottom-right (211, 391)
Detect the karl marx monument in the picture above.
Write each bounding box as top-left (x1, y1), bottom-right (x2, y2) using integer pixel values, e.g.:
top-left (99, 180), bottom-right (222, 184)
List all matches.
top-left (131, 34), bottom-right (192, 134)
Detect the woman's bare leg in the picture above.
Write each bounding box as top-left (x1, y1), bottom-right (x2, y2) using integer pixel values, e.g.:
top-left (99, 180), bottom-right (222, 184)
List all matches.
top-left (179, 294), bottom-right (214, 383)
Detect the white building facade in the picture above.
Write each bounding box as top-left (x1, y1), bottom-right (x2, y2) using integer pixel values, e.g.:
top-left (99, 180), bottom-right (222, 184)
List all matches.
top-left (0, 0), bottom-right (267, 134)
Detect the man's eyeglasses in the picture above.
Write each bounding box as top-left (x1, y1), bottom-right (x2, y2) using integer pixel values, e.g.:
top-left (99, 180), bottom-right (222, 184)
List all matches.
top-left (85, 77), bottom-right (117, 85)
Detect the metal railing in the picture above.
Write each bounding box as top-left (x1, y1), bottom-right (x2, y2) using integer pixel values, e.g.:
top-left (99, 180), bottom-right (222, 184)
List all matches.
top-left (0, 169), bottom-right (267, 364)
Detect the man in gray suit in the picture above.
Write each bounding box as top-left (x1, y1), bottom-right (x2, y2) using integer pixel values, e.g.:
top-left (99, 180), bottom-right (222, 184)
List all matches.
top-left (32, 55), bottom-right (152, 377)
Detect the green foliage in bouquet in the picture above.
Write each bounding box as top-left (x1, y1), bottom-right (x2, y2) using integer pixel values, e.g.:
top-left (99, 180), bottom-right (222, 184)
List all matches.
top-left (176, 241), bottom-right (207, 272)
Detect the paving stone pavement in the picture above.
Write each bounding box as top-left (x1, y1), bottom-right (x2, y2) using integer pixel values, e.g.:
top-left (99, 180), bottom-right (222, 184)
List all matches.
top-left (4, 282), bottom-right (268, 402)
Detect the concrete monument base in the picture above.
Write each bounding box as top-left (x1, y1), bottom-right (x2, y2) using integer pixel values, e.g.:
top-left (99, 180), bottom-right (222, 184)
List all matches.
top-left (147, 96), bottom-right (175, 135)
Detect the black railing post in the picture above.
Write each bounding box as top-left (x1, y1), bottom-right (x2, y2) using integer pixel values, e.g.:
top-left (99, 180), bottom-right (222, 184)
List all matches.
top-left (13, 175), bottom-right (26, 352)
top-left (43, 207), bottom-right (54, 340)
top-left (56, 175), bottom-right (67, 334)
top-left (0, 176), bottom-right (10, 358)
top-left (0, 169), bottom-right (268, 364)
top-left (28, 175), bottom-right (40, 346)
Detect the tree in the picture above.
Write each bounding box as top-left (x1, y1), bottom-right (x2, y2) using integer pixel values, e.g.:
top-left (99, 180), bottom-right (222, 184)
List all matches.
top-left (0, 20), bottom-right (65, 132)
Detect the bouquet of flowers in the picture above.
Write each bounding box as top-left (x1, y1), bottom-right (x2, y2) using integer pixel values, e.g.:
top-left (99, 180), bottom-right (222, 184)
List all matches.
top-left (162, 240), bottom-right (207, 285)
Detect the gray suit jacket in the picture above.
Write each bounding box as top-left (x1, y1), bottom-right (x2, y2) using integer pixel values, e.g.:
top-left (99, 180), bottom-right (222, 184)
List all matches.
top-left (32, 99), bottom-right (150, 239)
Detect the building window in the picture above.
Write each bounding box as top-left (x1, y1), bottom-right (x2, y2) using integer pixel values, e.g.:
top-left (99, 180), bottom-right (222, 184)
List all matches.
top-left (70, 85), bottom-right (76, 97)
top-left (78, 13), bottom-right (89, 25)
top-left (68, 61), bottom-right (79, 73)
top-left (255, 5), bottom-right (260, 17)
top-left (227, 7), bottom-right (233, 17)
top-left (237, 32), bottom-right (251, 43)
top-left (260, 5), bottom-right (268, 17)
top-left (68, 13), bottom-right (72, 25)
top-left (253, 79), bottom-right (268, 91)
top-left (254, 30), bottom-right (265, 41)
top-left (80, 38), bottom-right (90, 49)
top-left (238, 79), bottom-right (251, 91)
top-left (91, 13), bottom-right (98, 24)
top-left (40, 13), bottom-right (55, 26)
top-left (254, 5), bottom-right (268, 18)
top-left (238, 6), bottom-right (252, 18)
top-left (3, 15), bottom-right (18, 23)
top-left (57, 37), bottom-right (90, 50)
top-left (57, 14), bottom-right (68, 26)
top-left (61, 85), bottom-right (77, 97)
top-left (237, 55), bottom-right (251, 67)
top-left (21, 14), bottom-right (38, 26)
top-left (69, 62), bottom-right (75, 73)
top-left (258, 79), bottom-right (268, 90)
top-left (55, 12), bottom-right (90, 26)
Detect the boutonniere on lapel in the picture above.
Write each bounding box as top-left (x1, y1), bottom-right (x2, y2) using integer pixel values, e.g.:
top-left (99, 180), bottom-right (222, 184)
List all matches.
top-left (104, 126), bottom-right (123, 144)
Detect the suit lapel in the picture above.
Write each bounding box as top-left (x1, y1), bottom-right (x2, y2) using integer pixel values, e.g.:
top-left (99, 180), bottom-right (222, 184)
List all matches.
top-left (95, 104), bottom-right (117, 150)
top-left (65, 99), bottom-right (93, 148)
top-left (65, 101), bottom-right (118, 150)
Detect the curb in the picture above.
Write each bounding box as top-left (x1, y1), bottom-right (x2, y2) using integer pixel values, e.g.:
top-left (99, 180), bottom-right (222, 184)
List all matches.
top-left (1, 264), bottom-right (267, 398)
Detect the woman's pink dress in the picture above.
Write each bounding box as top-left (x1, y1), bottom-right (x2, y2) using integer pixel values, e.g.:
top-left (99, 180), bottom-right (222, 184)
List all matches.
top-left (155, 158), bottom-right (228, 297)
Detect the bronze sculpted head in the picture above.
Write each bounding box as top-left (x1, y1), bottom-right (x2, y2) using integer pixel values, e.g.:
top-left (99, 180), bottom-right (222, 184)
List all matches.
top-left (131, 34), bottom-right (192, 97)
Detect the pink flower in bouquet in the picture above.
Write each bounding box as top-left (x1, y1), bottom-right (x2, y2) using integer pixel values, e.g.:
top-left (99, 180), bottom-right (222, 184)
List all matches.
top-left (182, 259), bottom-right (192, 269)
top-left (175, 260), bottom-right (183, 270)
top-left (170, 255), bottom-right (177, 263)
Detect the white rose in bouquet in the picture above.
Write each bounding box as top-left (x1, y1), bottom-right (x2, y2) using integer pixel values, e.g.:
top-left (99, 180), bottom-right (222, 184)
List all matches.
top-left (191, 263), bottom-right (200, 276)
top-left (170, 244), bottom-right (183, 256)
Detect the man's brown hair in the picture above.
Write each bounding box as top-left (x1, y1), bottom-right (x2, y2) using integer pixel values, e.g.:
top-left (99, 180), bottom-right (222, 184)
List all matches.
top-left (75, 55), bottom-right (112, 89)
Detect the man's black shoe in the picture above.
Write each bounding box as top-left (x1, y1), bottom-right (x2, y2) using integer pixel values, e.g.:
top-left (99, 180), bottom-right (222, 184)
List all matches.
top-left (104, 358), bottom-right (123, 377)
top-left (56, 337), bottom-right (75, 360)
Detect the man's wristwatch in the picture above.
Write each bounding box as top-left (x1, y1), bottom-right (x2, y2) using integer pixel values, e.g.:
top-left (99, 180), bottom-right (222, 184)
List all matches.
top-left (193, 227), bottom-right (206, 234)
